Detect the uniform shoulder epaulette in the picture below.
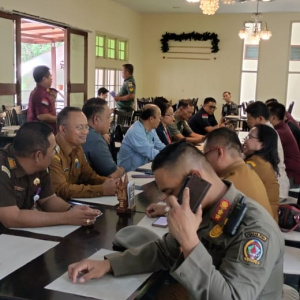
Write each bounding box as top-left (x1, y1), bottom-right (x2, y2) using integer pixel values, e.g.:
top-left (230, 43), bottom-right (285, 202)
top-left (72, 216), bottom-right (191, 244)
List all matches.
top-left (7, 157), bottom-right (17, 169)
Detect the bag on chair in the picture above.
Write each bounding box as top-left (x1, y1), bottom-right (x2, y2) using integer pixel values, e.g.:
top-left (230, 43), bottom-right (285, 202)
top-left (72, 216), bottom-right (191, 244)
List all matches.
top-left (278, 203), bottom-right (300, 232)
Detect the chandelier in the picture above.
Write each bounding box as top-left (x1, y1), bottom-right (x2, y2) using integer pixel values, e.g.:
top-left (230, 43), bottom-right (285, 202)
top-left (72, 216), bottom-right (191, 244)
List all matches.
top-left (238, 1), bottom-right (272, 43)
top-left (186, 0), bottom-right (273, 16)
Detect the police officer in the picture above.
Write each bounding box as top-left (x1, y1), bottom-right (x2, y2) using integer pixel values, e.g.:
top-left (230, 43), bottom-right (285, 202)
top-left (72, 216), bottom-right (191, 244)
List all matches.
top-left (68, 142), bottom-right (284, 300)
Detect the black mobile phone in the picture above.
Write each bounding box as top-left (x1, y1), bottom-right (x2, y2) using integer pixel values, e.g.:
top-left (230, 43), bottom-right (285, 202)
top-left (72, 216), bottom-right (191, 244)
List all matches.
top-left (152, 216), bottom-right (168, 228)
top-left (177, 174), bottom-right (211, 213)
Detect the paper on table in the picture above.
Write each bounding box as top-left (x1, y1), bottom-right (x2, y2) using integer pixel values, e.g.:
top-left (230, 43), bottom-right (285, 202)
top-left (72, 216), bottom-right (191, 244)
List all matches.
top-left (137, 215), bottom-right (168, 238)
top-left (127, 171), bottom-right (155, 187)
top-left (12, 225), bottom-right (80, 238)
top-left (0, 234), bottom-right (58, 280)
top-left (71, 196), bottom-right (119, 206)
top-left (46, 249), bottom-right (152, 300)
top-left (135, 162), bottom-right (152, 172)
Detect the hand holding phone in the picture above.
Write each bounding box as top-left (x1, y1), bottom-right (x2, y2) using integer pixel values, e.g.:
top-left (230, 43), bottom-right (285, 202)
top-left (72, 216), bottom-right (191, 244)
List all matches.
top-left (177, 174), bottom-right (211, 213)
top-left (110, 91), bottom-right (116, 97)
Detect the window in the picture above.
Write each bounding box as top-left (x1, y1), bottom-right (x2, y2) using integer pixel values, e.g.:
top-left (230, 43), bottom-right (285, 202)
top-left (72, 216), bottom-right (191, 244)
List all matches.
top-left (95, 34), bottom-right (128, 61)
top-left (240, 23), bottom-right (260, 104)
top-left (96, 35), bottom-right (104, 57)
top-left (107, 38), bottom-right (116, 59)
top-left (95, 68), bottom-right (122, 109)
top-left (118, 40), bottom-right (127, 61)
top-left (287, 23), bottom-right (300, 120)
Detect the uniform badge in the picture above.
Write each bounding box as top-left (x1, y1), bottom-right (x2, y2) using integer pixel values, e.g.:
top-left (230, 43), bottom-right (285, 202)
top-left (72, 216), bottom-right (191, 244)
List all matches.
top-left (1, 166), bottom-right (11, 178)
top-left (202, 114), bottom-right (208, 119)
top-left (245, 231), bottom-right (268, 242)
top-left (75, 158), bottom-right (79, 169)
top-left (246, 161), bottom-right (256, 168)
top-left (53, 155), bottom-right (61, 161)
top-left (33, 178), bottom-right (40, 186)
top-left (8, 157), bottom-right (17, 169)
top-left (14, 186), bottom-right (25, 191)
top-left (41, 99), bottom-right (49, 106)
top-left (243, 239), bottom-right (263, 265)
top-left (211, 199), bottom-right (230, 222)
top-left (209, 224), bottom-right (223, 238)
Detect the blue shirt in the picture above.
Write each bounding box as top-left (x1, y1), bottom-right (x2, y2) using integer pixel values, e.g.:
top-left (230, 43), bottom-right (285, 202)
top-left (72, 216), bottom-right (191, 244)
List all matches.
top-left (117, 121), bottom-right (165, 172)
top-left (83, 127), bottom-right (118, 177)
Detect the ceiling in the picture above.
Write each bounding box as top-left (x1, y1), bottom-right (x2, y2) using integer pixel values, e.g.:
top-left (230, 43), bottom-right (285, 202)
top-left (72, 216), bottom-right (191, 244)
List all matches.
top-left (109, 0), bottom-right (300, 14)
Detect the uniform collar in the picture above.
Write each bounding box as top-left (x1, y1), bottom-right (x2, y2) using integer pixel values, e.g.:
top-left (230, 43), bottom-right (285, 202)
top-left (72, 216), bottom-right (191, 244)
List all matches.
top-left (219, 160), bottom-right (245, 179)
top-left (55, 134), bottom-right (81, 157)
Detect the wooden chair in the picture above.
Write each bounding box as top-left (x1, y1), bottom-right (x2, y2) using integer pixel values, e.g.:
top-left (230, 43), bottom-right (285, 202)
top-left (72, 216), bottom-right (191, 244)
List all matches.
top-left (2, 105), bottom-right (21, 126)
top-left (137, 98), bottom-right (152, 110)
top-left (14, 109), bottom-right (28, 126)
top-left (192, 98), bottom-right (199, 114)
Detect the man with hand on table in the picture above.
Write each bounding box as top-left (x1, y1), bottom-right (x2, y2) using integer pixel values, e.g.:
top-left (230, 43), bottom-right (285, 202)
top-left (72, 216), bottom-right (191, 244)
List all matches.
top-left (49, 107), bottom-right (119, 199)
top-left (0, 122), bottom-right (100, 228)
top-left (68, 141), bottom-right (284, 300)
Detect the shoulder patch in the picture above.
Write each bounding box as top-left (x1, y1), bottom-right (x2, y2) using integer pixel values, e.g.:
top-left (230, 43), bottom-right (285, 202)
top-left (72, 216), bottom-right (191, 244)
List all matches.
top-left (1, 166), bottom-right (11, 178)
top-left (53, 155), bottom-right (61, 161)
top-left (41, 99), bottom-right (49, 106)
top-left (243, 239), bottom-right (264, 265)
top-left (246, 161), bottom-right (256, 168)
top-left (8, 157), bottom-right (17, 169)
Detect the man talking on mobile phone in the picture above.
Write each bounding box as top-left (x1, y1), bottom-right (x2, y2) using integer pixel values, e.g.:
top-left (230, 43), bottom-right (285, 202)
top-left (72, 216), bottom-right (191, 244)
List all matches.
top-left (68, 141), bottom-right (284, 300)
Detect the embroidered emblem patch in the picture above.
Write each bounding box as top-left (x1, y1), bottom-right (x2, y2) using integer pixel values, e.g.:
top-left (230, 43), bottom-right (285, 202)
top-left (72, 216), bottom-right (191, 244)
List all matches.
top-left (211, 199), bottom-right (230, 222)
top-left (202, 114), bottom-right (208, 119)
top-left (245, 232), bottom-right (268, 242)
top-left (41, 99), bottom-right (49, 106)
top-left (8, 157), bottom-right (16, 169)
top-left (209, 224), bottom-right (223, 238)
top-left (243, 239), bottom-right (263, 265)
top-left (1, 166), bottom-right (11, 178)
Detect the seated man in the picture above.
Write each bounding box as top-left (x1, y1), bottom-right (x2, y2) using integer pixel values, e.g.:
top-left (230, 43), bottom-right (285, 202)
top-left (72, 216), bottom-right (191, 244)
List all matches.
top-left (203, 127), bottom-right (274, 218)
top-left (117, 104), bottom-right (165, 172)
top-left (82, 98), bottom-right (125, 178)
top-left (267, 102), bottom-right (300, 188)
top-left (246, 101), bottom-right (290, 200)
top-left (69, 142), bottom-right (284, 300)
top-left (49, 107), bottom-right (119, 199)
top-left (168, 99), bottom-right (204, 144)
top-left (147, 127), bottom-right (273, 219)
top-left (188, 97), bottom-right (219, 135)
top-left (0, 122), bottom-right (100, 228)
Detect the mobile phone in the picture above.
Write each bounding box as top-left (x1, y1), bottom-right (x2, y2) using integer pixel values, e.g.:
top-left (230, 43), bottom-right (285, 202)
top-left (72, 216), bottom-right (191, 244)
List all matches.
top-left (152, 216), bottom-right (168, 228)
top-left (177, 174), bottom-right (211, 213)
top-left (131, 174), bottom-right (154, 178)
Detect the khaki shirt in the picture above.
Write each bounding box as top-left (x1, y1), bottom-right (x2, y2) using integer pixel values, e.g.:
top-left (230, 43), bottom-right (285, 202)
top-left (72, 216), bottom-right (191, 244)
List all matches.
top-left (49, 135), bottom-right (107, 199)
top-left (246, 155), bottom-right (279, 222)
top-left (219, 160), bottom-right (273, 219)
top-left (0, 145), bottom-right (53, 209)
top-left (107, 182), bottom-right (284, 300)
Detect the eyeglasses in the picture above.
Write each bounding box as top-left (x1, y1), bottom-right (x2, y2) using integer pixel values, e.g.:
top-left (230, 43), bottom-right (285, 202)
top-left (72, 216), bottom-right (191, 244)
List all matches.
top-left (206, 105), bottom-right (217, 110)
top-left (203, 147), bottom-right (220, 156)
top-left (62, 124), bottom-right (89, 132)
top-left (245, 134), bottom-right (259, 141)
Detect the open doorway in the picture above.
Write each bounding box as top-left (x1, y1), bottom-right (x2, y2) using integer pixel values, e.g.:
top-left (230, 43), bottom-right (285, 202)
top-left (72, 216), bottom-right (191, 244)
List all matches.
top-left (21, 18), bottom-right (65, 112)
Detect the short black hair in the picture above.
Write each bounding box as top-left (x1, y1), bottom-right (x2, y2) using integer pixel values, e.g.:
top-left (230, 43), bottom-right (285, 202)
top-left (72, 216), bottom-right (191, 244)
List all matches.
top-left (152, 140), bottom-right (206, 172)
top-left (153, 97), bottom-right (171, 116)
top-left (203, 97), bottom-right (216, 105)
top-left (98, 87), bottom-right (109, 96)
top-left (246, 101), bottom-right (270, 120)
top-left (265, 98), bottom-right (278, 105)
top-left (33, 66), bottom-right (50, 83)
top-left (140, 105), bottom-right (158, 120)
top-left (57, 107), bottom-right (82, 127)
top-left (223, 91), bottom-right (231, 96)
top-left (123, 64), bottom-right (134, 75)
top-left (205, 127), bottom-right (242, 155)
top-left (13, 122), bottom-right (53, 157)
top-left (252, 124), bottom-right (279, 174)
top-left (268, 102), bottom-right (286, 121)
top-left (177, 99), bottom-right (193, 109)
top-left (82, 98), bottom-right (107, 120)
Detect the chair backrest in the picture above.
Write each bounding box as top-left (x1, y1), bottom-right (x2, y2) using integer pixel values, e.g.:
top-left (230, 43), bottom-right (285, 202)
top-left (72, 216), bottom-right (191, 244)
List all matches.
top-left (192, 98), bottom-right (199, 114)
top-left (2, 105), bottom-right (21, 113)
top-left (288, 101), bottom-right (295, 114)
top-left (137, 98), bottom-right (152, 110)
top-left (2, 105), bottom-right (22, 125)
top-left (131, 110), bottom-right (141, 124)
top-left (15, 109), bottom-right (28, 126)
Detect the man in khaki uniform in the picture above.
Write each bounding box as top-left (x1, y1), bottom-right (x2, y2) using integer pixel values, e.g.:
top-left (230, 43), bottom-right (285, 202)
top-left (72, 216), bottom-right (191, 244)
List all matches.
top-left (203, 127), bottom-right (274, 219)
top-left (0, 122), bottom-right (100, 228)
top-left (68, 142), bottom-right (284, 300)
top-left (49, 107), bottom-right (119, 200)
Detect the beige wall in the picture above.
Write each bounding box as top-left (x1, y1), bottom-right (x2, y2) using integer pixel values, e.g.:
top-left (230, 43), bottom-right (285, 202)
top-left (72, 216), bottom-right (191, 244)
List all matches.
top-left (141, 12), bottom-right (300, 119)
top-left (0, 0), bottom-right (299, 117)
top-left (0, 0), bottom-right (144, 98)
